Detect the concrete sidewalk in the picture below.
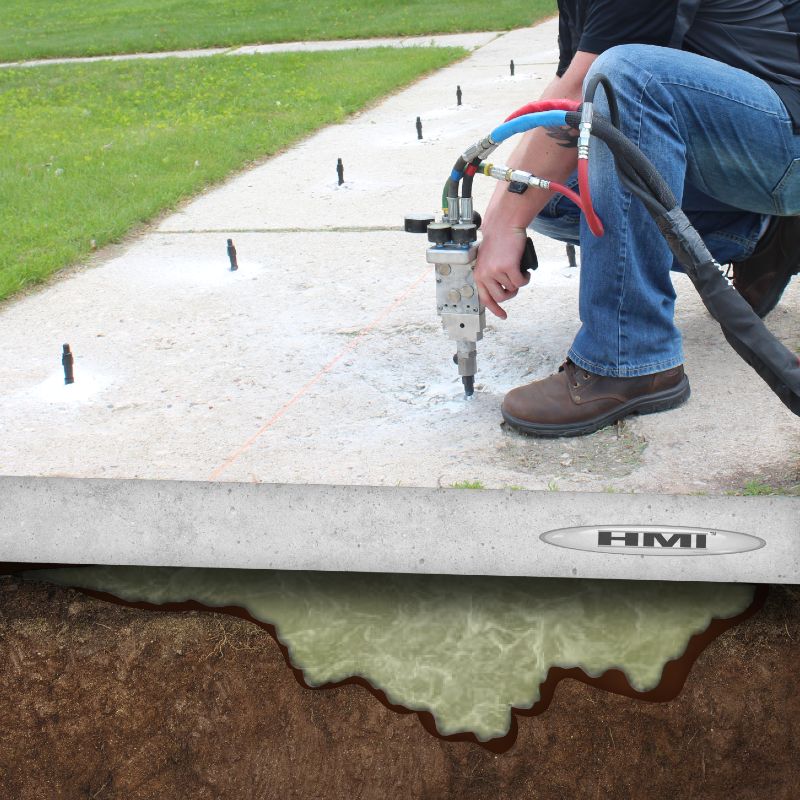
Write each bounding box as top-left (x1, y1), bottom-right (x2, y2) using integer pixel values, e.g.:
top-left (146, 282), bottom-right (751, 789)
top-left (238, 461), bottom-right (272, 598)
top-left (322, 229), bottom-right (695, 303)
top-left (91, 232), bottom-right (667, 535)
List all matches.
top-left (0, 32), bottom-right (498, 69)
top-left (1, 19), bottom-right (797, 497)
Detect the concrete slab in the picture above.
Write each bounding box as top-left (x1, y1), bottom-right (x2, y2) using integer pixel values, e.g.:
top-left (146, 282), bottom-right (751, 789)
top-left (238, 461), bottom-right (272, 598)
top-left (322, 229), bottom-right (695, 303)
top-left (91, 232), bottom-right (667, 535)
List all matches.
top-left (0, 21), bottom-right (797, 574)
top-left (3, 477), bottom-right (798, 583)
top-left (227, 32), bottom-right (499, 56)
top-left (0, 47), bottom-right (232, 69)
top-left (158, 24), bottom-right (562, 233)
top-left (1, 228), bottom-right (796, 493)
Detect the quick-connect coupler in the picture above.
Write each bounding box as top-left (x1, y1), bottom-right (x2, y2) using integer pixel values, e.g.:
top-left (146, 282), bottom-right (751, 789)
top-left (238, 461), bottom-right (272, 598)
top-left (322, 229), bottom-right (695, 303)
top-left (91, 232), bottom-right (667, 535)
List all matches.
top-left (578, 101), bottom-right (593, 160)
top-left (478, 161), bottom-right (551, 191)
top-left (460, 135), bottom-right (498, 164)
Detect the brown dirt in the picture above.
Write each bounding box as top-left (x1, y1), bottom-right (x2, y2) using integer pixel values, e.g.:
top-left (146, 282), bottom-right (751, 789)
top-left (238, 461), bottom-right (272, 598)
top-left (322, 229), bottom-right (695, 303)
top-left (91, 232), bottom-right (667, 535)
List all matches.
top-left (73, 584), bottom-right (767, 754)
top-left (0, 575), bottom-right (798, 800)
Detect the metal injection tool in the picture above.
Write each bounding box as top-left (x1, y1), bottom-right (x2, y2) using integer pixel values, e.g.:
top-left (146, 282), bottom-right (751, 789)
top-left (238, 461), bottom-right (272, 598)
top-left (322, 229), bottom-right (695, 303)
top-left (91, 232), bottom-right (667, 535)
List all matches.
top-left (405, 212), bottom-right (537, 397)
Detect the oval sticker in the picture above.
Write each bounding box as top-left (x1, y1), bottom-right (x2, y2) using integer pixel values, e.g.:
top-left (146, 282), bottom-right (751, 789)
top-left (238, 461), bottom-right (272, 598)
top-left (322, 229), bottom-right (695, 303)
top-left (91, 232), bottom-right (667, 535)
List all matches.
top-left (540, 525), bottom-right (765, 556)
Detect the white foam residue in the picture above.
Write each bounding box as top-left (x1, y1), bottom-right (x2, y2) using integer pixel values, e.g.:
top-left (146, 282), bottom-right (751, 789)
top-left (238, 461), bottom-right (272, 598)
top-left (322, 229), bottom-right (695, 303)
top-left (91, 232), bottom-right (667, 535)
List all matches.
top-left (32, 368), bottom-right (111, 404)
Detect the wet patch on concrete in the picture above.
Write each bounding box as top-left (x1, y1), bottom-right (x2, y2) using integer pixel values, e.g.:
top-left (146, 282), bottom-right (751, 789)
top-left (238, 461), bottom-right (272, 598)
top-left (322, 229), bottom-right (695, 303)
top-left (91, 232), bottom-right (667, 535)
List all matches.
top-left (492, 419), bottom-right (648, 486)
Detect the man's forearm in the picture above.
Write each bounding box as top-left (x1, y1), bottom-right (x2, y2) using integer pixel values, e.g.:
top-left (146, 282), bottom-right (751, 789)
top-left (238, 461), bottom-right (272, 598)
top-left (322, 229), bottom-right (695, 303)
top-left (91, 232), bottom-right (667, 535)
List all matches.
top-left (474, 51), bottom-right (598, 319)
top-left (482, 127), bottom-right (579, 230)
top-left (483, 53), bottom-right (597, 231)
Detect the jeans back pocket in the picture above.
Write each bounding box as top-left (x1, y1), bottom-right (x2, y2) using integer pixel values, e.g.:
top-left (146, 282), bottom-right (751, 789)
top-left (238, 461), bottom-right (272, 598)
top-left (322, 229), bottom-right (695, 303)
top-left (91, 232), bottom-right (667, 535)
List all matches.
top-left (772, 158), bottom-right (800, 215)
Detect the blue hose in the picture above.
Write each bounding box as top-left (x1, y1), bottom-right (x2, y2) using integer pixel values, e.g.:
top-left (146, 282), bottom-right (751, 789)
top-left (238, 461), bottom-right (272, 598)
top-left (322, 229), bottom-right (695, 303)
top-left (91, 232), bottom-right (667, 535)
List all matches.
top-left (489, 110), bottom-right (568, 144)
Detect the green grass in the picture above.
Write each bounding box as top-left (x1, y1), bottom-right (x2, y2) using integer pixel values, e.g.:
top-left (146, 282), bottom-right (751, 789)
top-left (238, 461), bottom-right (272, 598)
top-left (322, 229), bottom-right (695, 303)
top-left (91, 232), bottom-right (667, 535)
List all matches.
top-left (0, 47), bottom-right (462, 301)
top-left (723, 478), bottom-right (800, 496)
top-left (740, 479), bottom-right (800, 497)
top-left (742, 480), bottom-right (778, 496)
top-left (1, 1), bottom-right (555, 62)
top-left (451, 480), bottom-right (485, 489)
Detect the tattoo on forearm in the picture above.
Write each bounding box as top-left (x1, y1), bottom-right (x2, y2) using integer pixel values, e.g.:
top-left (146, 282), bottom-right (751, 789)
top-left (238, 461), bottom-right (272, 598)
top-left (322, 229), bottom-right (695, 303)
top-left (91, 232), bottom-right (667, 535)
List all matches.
top-left (545, 125), bottom-right (578, 148)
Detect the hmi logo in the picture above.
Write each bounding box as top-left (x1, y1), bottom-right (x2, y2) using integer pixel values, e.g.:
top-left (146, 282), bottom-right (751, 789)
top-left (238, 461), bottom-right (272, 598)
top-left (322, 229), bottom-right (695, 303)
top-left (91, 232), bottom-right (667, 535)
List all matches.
top-left (540, 525), bottom-right (765, 556)
top-left (598, 529), bottom-right (707, 549)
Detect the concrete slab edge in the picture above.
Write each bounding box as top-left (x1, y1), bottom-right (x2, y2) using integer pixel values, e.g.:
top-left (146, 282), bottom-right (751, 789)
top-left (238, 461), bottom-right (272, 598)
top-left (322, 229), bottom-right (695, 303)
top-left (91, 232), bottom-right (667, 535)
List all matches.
top-left (2, 476), bottom-right (798, 583)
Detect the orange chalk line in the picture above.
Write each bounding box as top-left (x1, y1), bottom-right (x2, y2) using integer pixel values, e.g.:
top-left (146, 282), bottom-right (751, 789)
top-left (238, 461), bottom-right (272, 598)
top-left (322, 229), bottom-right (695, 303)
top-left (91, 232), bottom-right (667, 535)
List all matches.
top-left (209, 266), bottom-right (430, 481)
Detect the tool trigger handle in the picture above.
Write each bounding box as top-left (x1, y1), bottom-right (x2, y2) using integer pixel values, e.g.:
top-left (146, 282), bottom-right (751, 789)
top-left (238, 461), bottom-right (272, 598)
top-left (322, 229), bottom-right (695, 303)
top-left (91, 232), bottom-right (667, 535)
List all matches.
top-left (520, 236), bottom-right (538, 275)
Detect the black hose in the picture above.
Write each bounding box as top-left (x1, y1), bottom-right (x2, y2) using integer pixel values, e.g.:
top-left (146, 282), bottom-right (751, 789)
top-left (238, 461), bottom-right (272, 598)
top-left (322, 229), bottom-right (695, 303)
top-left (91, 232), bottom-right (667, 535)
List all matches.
top-left (581, 77), bottom-right (660, 210)
top-left (567, 111), bottom-right (677, 210)
top-left (656, 205), bottom-right (800, 415)
top-left (579, 78), bottom-right (667, 213)
top-left (618, 163), bottom-right (670, 217)
top-left (448, 156), bottom-right (468, 201)
top-left (562, 108), bottom-right (800, 416)
top-left (460, 158), bottom-right (483, 200)
top-left (461, 173), bottom-right (474, 199)
top-left (583, 72), bottom-right (621, 129)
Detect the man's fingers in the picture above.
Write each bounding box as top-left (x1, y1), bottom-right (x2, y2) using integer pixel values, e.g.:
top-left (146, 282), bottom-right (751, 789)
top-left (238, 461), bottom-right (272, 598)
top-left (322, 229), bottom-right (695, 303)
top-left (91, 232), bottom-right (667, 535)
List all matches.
top-left (485, 297), bottom-right (506, 319)
top-left (493, 285), bottom-right (519, 303)
top-left (474, 229), bottom-right (530, 318)
top-left (478, 279), bottom-right (518, 319)
top-left (477, 281), bottom-right (505, 319)
top-left (500, 269), bottom-right (531, 290)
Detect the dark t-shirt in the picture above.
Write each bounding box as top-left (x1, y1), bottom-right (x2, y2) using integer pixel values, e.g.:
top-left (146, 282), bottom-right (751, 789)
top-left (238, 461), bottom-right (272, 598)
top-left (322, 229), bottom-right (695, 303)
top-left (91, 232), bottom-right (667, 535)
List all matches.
top-left (556, 0), bottom-right (800, 129)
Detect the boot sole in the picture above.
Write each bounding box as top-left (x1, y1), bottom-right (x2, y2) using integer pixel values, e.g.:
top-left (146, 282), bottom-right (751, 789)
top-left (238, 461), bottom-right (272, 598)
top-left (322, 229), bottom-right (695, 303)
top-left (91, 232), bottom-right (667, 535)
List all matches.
top-left (736, 215), bottom-right (800, 318)
top-left (501, 376), bottom-right (691, 438)
top-left (753, 265), bottom-right (800, 317)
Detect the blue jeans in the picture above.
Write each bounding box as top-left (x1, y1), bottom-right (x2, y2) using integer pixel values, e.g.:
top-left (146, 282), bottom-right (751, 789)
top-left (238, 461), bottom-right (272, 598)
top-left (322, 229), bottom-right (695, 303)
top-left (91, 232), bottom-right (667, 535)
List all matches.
top-left (530, 44), bottom-right (800, 377)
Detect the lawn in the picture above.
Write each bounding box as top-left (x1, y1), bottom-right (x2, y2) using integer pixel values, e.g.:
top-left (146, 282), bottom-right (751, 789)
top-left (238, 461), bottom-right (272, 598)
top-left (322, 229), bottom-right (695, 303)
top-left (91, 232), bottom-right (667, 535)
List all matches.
top-left (0, 0), bottom-right (555, 62)
top-left (0, 47), bottom-right (462, 301)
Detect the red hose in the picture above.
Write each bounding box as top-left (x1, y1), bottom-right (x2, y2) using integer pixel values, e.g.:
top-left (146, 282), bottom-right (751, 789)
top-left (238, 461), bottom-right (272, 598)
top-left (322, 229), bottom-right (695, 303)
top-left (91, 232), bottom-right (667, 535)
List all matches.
top-left (503, 99), bottom-right (580, 122)
top-left (549, 175), bottom-right (604, 237)
top-left (576, 159), bottom-right (604, 236)
top-left (501, 98), bottom-right (604, 236)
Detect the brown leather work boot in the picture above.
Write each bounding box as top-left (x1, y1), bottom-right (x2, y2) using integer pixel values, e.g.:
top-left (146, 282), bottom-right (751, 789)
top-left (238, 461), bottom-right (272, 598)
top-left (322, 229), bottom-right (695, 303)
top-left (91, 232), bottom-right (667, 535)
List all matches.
top-left (730, 215), bottom-right (800, 318)
top-left (501, 360), bottom-right (690, 437)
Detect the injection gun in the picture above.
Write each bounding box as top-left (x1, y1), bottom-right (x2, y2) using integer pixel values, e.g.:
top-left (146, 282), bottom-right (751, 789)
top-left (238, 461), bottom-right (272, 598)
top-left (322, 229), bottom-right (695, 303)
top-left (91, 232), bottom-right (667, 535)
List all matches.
top-left (404, 212), bottom-right (537, 397)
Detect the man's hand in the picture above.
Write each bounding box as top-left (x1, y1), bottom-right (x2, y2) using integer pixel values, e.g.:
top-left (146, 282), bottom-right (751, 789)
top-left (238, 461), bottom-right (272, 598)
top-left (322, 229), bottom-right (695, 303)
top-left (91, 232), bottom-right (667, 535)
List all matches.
top-left (475, 225), bottom-right (531, 319)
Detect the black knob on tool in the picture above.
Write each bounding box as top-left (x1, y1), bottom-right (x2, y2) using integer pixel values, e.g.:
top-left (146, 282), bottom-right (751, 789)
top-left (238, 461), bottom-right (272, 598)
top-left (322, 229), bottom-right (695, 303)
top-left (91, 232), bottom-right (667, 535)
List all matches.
top-left (427, 223), bottom-right (452, 245)
top-left (451, 223), bottom-right (477, 245)
top-left (520, 236), bottom-right (538, 274)
top-left (404, 213), bottom-right (435, 233)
